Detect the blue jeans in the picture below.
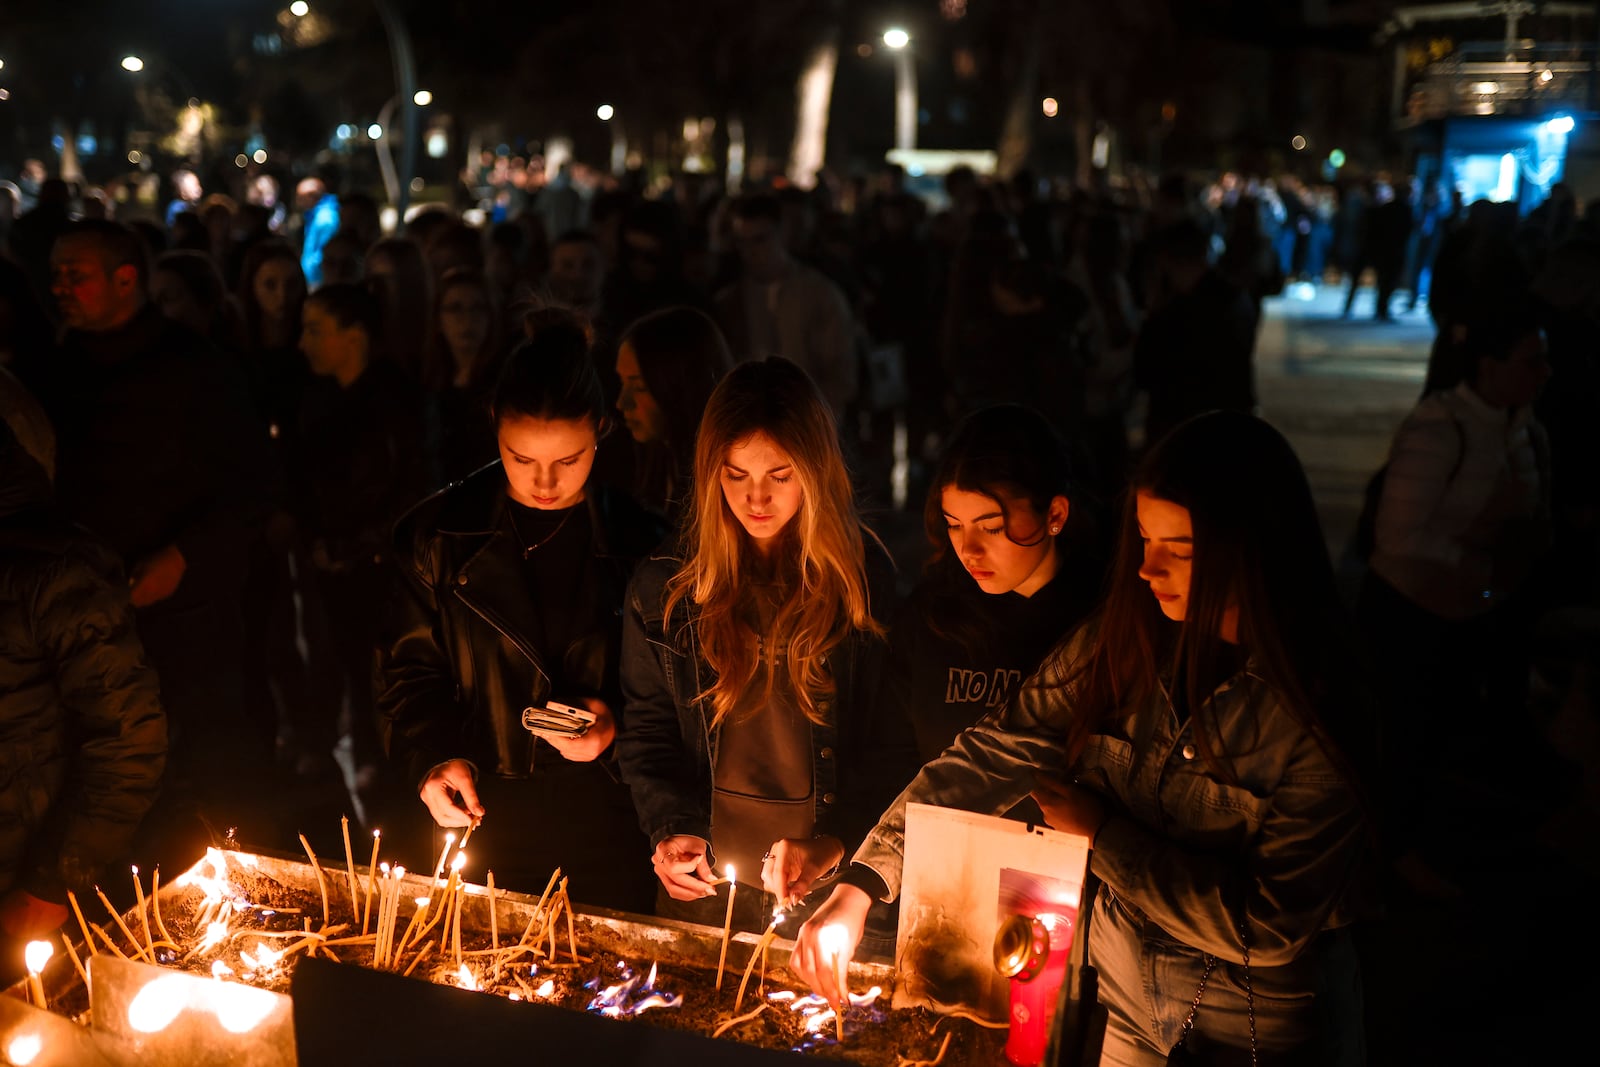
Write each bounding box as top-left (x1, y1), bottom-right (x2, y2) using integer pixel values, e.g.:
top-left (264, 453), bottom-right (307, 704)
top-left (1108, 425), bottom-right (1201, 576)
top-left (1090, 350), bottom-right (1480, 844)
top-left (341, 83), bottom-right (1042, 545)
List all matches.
top-left (1089, 887), bottom-right (1365, 1066)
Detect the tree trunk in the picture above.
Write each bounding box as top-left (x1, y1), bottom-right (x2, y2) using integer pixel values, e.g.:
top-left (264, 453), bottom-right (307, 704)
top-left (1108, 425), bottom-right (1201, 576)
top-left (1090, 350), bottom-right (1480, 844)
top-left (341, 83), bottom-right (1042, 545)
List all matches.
top-left (787, 26), bottom-right (840, 189)
top-left (996, 0), bottom-right (1050, 179)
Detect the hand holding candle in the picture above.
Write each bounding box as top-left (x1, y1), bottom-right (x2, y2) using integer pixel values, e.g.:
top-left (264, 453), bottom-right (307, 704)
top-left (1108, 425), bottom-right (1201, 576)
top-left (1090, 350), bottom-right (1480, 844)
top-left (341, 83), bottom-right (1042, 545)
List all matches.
top-left (789, 884), bottom-right (871, 1009)
top-left (818, 924), bottom-right (850, 1040)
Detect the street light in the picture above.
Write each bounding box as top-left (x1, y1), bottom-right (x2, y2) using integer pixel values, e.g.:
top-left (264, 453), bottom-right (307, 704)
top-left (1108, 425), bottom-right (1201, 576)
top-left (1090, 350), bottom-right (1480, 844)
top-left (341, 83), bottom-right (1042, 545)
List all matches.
top-left (121, 55), bottom-right (145, 72)
top-left (596, 103), bottom-right (614, 121)
top-left (881, 28), bottom-right (916, 151)
top-left (290, 1), bottom-right (310, 15)
top-left (374, 89), bottom-right (433, 208)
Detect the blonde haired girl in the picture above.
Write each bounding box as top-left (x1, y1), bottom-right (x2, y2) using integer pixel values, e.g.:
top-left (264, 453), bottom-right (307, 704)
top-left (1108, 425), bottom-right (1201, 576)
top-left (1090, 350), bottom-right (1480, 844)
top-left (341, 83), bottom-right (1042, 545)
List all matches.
top-left (618, 357), bottom-right (908, 935)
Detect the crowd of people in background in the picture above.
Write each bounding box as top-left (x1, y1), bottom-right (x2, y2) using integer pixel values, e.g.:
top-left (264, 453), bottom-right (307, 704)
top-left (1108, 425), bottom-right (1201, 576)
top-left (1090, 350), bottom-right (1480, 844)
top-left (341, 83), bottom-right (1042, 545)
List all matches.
top-left (2, 144), bottom-right (1596, 1062)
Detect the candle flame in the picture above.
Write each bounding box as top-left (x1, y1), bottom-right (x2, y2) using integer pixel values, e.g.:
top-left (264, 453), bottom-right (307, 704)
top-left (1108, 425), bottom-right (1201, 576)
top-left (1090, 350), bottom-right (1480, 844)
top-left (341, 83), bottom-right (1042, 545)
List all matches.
top-left (849, 985), bottom-right (883, 1007)
top-left (173, 847), bottom-right (238, 909)
top-left (583, 961), bottom-right (683, 1017)
top-left (199, 921), bottom-right (230, 953)
top-left (817, 923), bottom-right (849, 960)
top-left (450, 851), bottom-right (467, 872)
top-left (240, 941), bottom-right (283, 973)
top-left (6, 1034), bottom-right (41, 1066)
top-left (23, 940), bottom-right (53, 975)
top-left (535, 979), bottom-right (556, 998)
top-left (456, 965), bottom-right (480, 991)
top-left (725, 863), bottom-right (735, 879)
top-left (211, 961), bottom-right (234, 979)
top-left (392, 865), bottom-right (407, 880)
top-left (415, 897), bottom-right (430, 908)
top-left (804, 1008), bottom-right (838, 1033)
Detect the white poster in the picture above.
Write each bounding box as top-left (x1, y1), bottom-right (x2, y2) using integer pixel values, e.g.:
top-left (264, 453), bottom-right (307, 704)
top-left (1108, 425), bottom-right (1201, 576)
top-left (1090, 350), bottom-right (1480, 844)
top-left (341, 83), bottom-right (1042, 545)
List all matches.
top-left (894, 803), bottom-right (1090, 1019)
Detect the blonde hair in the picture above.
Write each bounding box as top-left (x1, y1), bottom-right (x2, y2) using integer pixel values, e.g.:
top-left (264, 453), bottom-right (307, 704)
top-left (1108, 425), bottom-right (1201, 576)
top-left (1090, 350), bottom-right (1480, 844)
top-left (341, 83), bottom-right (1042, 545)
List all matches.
top-left (663, 358), bottom-right (882, 728)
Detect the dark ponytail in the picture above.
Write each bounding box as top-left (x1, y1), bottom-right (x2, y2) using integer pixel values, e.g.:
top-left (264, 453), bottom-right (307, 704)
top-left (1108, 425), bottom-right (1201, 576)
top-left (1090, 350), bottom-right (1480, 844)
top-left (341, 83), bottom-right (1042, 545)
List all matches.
top-left (490, 307), bottom-right (609, 434)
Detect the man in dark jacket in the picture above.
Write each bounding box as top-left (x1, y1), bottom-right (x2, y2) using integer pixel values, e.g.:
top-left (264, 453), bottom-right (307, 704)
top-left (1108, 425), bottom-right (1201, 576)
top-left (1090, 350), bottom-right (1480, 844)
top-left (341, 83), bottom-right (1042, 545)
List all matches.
top-left (25, 219), bottom-right (273, 855)
top-left (0, 420), bottom-right (166, 983)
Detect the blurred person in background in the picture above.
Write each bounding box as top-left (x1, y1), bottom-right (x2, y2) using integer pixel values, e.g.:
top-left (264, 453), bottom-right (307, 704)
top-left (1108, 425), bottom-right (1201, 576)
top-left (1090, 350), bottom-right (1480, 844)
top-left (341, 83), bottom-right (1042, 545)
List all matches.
top-left (0, 419), bottom-right (167, 984)
top-left (427, 267), bottom-right (510, 484)
top-left (365, 236), bottom-right (434, 385)
top-left (611, 305), bottom-right (735, 524)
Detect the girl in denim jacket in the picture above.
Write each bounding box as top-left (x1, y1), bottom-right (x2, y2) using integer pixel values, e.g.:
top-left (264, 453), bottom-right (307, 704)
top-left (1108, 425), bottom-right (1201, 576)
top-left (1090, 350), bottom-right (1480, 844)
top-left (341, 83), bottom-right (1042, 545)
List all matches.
top-left (792, 410), bottom-right (1381, 1066)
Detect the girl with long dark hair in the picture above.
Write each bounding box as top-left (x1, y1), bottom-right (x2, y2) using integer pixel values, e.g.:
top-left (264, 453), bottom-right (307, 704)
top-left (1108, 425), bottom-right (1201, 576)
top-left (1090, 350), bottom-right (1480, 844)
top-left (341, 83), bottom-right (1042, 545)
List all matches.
top-left (792, 410), bottom-right (1381, 1066)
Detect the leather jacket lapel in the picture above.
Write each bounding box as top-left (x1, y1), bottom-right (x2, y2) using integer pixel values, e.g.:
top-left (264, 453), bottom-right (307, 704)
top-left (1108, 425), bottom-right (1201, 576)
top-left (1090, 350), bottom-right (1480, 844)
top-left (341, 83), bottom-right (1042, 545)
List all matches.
top-left (451, 521), bottom-right (552, 690)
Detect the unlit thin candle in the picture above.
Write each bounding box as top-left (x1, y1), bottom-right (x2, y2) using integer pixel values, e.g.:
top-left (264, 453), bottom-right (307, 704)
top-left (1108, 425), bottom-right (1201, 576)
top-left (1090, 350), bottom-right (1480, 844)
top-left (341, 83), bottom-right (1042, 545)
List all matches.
top-left (341, 816), bottom-right (362, 921)
top-left (364, 830), bottom-right (381, 934)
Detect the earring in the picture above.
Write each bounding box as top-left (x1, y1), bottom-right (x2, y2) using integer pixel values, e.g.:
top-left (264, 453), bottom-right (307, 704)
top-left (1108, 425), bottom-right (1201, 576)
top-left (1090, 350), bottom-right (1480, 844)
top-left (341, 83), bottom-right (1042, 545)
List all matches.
top-left (1049, 525), bottom-right (1061, 535)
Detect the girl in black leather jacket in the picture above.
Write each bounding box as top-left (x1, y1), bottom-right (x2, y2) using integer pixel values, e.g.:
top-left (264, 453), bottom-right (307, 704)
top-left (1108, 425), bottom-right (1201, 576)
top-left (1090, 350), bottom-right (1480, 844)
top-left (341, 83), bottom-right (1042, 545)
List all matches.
top-left (376, 312), bottom-right (664, 913)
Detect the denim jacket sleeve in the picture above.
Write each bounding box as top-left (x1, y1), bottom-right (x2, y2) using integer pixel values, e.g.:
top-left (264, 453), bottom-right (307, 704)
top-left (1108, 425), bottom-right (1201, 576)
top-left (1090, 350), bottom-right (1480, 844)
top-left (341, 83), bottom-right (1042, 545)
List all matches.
top-left (856, 626), bottom-right (1377, 970)
top-left (616, 557), bottom-right (712, 848)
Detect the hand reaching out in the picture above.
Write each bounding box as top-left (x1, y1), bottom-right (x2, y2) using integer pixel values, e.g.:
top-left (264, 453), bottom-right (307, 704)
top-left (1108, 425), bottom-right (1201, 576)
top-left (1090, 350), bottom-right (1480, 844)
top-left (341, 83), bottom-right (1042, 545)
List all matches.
top-left (418, 758), bottom-right (485, 827)
top-left (760, 835), bottom-right (844, 910)
top-left (651, 835), bottom-right (717, 900)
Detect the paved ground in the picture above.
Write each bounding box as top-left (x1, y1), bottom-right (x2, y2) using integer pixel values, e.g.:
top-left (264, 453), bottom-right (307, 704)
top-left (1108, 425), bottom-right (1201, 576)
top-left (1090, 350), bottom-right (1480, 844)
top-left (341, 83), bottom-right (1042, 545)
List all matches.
top-left (1260, 284), bottom-right (1594, 1066)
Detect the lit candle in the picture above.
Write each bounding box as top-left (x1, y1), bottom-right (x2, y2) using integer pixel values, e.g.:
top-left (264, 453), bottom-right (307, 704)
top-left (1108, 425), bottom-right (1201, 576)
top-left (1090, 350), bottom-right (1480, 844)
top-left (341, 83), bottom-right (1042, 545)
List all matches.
top-left (396, 897), bottom-right (430, 965)
top-left (818, 923), bottom-right (851, 1041)
top-left (431, 831), bottom-right (457, 884)
top-left (450, 851), bottom-right (468, 965)
top-left (375, 863), bottom-right (392, 966)
top-left (129, 866), bottom-right (153, 956)
top-left (386, 866), bottom-right (408, 967)
top-left (150, 866), bottom-right (173, 947)
top-left (24, 940), bottom-right (52, 1009)
top-left (716, 864), bottom-right (737, 991)
top-left (364, 831), bottom-right (380, 935)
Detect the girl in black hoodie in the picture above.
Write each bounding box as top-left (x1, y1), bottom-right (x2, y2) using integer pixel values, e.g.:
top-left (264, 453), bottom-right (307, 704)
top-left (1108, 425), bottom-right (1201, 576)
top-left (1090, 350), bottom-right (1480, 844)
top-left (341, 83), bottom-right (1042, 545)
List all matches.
top-left (880, 404), bottom-right (1109, 779)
